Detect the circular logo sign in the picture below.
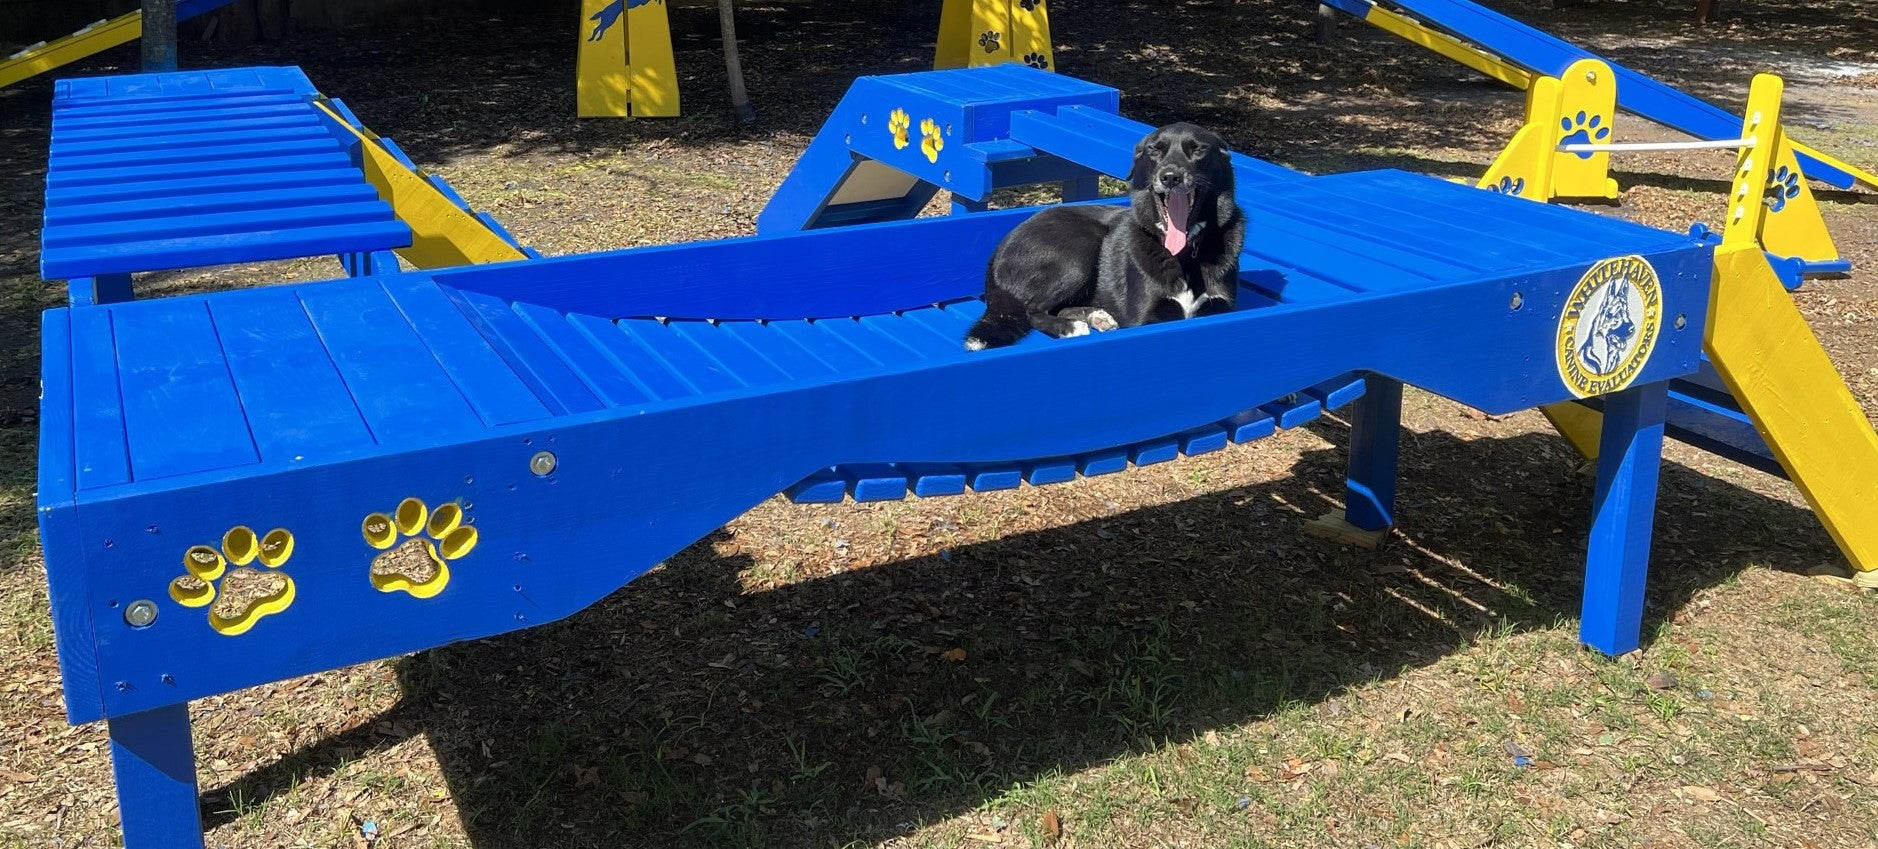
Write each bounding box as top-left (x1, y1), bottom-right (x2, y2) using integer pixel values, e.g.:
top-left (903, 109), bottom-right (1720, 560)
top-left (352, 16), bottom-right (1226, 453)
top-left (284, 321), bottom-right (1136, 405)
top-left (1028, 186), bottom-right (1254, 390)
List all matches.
top-left (1556, 255), bottom-right (1662, 398)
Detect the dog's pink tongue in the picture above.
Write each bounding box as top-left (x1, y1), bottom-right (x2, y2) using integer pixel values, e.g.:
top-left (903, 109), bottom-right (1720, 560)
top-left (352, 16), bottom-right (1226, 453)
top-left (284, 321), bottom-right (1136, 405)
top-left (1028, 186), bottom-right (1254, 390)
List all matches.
top-left (1162, 189), bottom-right (1191, 255)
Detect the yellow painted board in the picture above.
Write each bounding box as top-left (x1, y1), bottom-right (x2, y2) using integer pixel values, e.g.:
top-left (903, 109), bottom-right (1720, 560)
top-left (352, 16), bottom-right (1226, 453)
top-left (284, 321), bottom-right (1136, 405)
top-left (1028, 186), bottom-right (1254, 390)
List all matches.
top-left (626, 0), bottom-right (679, 117)
top-left (935, 0), bottom-right (974, 69)
top-left (1361, 6), bottom-right (1534, 89)
top-left (1548, 58), bottom-right (1620, 201)
top-left (1009, 0), bottom-right (1054, 70)
top-left (1, 11), bottom-right (142, 89)
top-left (969, 0), bottom-right (1013, 66)
top-left (1723, 74), bottom-right (1782, 250)
top-left (1759, 136), bottom-right (1842, 266)
top-left (1706, 245), bottom-right (1878, 572)
top-left (576, 0), bottom-right (629, 118)
top-left (313, 102), bottom-right (528, 268)
top-left (1540, 402), bottom-right (1602, 461)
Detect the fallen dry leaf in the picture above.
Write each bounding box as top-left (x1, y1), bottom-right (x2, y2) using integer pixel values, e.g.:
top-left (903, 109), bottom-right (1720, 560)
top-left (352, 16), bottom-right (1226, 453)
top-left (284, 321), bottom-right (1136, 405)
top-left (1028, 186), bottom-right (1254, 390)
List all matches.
top-left (940, 648), bottom-right (967, 662)
top-left (1681, 785), bottom-right (1721, 803)
top-left (1041, 810), bottom-right (1063, 845)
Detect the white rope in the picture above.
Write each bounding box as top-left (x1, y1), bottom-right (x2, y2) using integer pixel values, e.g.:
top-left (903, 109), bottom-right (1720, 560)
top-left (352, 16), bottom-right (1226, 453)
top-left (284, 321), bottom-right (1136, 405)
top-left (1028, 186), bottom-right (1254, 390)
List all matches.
top-left (1557, 138), bottom-right (1756, 153)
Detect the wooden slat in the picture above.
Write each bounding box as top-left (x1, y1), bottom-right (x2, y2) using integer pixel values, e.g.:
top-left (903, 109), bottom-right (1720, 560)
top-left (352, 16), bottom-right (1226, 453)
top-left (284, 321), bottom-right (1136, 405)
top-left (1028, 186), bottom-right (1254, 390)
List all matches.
top-left (111, 300), bottom-right (259, 480)
top-left (299, 281), bottom-right (484, 444)
top-left (614, 319), bottom-right (743, 393)
top-left (511, 302), bottom-right (651, 407)
top-left (446, 290), bottom-right (603, 415)
top-left (566, 314), bottom-right (697, 401)
top-left (668, 321), bottom-right (790, 386)
top-left (381, 276), bottom-right (555, 426)
top-left (67, 308), bottom-right (131, 489)
top-left (207, 288), bottom-right (377, 461)
top-left (717, 321), bottom-right (838, 379)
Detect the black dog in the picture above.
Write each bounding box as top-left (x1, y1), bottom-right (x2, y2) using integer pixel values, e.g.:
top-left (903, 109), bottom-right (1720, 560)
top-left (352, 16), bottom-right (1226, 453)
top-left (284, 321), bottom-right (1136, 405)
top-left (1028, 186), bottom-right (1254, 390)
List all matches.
top-left (963, 122), bottom-right (1245, 350)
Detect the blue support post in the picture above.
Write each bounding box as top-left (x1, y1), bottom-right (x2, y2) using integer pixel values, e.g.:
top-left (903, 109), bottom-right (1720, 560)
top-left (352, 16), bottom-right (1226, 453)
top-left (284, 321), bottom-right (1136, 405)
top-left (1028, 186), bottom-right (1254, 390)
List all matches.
top-left (107, 703), bottom-right (203, 848)
top-left (1580, 380), bottom-right (1669, 656)
top-left (1061, 175), bottom-right (1100, 202)
top-left (71, 274), bottom-right (135, 306)
top-left (951, 194), bottom-right (990, 215)
top-left (1343, 375), bottom-right (1402, 531)
top-left (142, 0), bottom-right (178, 73)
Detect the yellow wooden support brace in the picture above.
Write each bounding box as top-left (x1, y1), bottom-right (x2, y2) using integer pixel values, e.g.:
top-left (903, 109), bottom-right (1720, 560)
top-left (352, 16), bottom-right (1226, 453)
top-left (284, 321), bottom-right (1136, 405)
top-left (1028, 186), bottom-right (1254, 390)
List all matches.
top-left (313, 102), bottom-right (529, 268)
top-left (1713, 77), bottom-right (1842, 270)
top-left (576, 0), bottom-right (679, 118)
top-left (935, 0), bottom-right (1054, 71)
top-left (1478, 59), bottom-right (1618, 202)
top-left (0, 10), bottom-right (142, 89)
top-left (1708, 242), bottom-right (1878, 573)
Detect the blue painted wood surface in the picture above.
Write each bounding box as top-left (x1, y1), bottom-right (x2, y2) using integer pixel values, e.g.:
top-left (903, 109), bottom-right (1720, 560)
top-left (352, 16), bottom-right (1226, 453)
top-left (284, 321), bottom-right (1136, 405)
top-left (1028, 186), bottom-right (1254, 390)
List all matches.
top-left (1344, 376), bottom-right (1404, 532)
top-left (1580, 382), bottom-right (1671, 655)
top-left (107, 705), bottom-right (202, 848)
top-left (41, 67), bottom-right (411, 283)
top-left (35, 64), bottom-right (1723, 849)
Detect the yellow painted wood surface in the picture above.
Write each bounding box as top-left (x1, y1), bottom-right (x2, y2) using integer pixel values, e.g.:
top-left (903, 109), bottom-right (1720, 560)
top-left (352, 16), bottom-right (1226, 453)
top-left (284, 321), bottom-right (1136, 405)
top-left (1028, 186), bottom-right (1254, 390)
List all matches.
top-left (1549, 59), bottom-right (1620, 201)
top-left (314, 102), bottom-right (529, 267)
top-left (1, 11), bottom-right (142, 89)
top-left (1759, 133), bottom-right (1842, 268)
top-left (969, 0), bottom-right (1012, 67)
top-left (1478, 76), bottom-right (1560, 199)
top-left (626, 0), bottom-right (679, 117)
top-left (1540, 402), bottom-right (1602, 462)
top-left (1008, 0), bottom-right (1053, 70)
top-left (576, 0), bottom-right (630, 117)
top-left (1706, 245), bottom-right (1878, 571)
top-left (934, 0), bottom-right (974, 68)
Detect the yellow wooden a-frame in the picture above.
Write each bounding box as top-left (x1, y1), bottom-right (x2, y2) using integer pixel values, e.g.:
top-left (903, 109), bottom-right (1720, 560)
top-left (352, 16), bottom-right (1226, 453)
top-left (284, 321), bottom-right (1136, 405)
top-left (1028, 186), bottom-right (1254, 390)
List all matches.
top-left (576, 0), bottom-right (680, 118)
top-left (1478, 59), bottom-right (1620, 202)
top-left (936, 0), bottom-right (1054, 71)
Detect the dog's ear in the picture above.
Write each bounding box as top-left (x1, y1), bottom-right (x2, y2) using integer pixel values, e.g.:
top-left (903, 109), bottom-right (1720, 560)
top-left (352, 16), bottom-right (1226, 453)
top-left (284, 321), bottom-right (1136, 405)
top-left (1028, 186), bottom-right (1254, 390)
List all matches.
top-left (1129, 129), bottom-right (1161, 190)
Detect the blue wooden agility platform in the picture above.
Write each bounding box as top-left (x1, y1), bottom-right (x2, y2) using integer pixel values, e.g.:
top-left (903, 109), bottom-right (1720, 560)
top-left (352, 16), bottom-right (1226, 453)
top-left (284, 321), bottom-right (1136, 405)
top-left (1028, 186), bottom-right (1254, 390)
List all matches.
top-left (39, 64), bottom-right (1712, 848)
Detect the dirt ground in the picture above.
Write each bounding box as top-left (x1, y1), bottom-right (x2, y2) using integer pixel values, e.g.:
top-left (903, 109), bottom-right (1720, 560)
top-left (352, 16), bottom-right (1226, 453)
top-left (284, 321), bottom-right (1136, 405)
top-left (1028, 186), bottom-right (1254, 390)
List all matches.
top-left (2, 0), bottom-right (1877, 847)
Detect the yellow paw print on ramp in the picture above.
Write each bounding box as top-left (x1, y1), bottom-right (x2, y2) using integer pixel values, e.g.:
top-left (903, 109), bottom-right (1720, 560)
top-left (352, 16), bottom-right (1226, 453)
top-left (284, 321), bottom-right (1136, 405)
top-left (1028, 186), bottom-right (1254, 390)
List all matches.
top-left (888, 107), bottom-right (911, 150)
top-left (363, 498), bottom-right (478, 599)
top-left (169, 526), bottom-right (296, 636)
top-left (920, 117), bottom-right (945, 163)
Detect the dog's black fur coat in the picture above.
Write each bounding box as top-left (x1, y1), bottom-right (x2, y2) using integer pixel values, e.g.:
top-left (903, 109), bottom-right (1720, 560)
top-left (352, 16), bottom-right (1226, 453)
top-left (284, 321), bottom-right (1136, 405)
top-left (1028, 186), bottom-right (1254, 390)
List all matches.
top-left (964, 122), bottom-right (1245, 350)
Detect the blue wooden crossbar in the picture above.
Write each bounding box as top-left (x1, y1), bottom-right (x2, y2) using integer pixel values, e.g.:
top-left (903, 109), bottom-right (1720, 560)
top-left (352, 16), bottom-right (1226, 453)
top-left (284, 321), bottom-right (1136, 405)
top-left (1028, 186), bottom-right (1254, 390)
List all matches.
top-left (39, 65), bottom-right (1718, 849)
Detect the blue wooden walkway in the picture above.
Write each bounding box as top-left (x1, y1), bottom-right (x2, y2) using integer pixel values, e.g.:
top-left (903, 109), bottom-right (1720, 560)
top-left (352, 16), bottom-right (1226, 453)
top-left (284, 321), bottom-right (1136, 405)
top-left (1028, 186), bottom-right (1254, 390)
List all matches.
top-left (41, 67), bottom-right (411, 281)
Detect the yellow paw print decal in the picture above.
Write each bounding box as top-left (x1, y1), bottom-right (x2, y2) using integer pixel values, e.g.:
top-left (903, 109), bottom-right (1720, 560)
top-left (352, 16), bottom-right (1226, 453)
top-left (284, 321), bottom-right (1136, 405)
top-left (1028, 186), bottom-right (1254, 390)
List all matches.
top-left (169, 526), bottom-right (296, 636)
top-left (888, 107), bottom-right (911, 150)
top-left (363, 497), bottom-right (478, 599)
top-left (920, 117), bottom-right (945, 163)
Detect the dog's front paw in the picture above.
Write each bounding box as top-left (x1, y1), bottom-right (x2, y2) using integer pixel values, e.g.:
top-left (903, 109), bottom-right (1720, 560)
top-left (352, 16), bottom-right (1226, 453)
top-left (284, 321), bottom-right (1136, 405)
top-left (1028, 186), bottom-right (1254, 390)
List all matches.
top-left (1085, 309), bottom-right (1119, 331)
top-left (1064, 320), bottom-right (1091, 337)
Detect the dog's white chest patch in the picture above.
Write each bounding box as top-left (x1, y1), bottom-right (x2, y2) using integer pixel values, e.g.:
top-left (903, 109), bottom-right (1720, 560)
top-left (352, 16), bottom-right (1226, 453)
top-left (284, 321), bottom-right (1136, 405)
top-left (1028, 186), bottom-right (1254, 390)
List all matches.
top-left (1172, 289), bottom-right (1205, 318)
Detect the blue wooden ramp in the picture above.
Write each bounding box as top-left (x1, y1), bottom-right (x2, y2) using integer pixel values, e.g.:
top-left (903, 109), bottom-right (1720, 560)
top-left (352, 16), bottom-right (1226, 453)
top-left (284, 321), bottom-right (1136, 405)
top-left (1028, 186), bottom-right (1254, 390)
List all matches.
top-left (39, 65), bottom-right (1716, 849)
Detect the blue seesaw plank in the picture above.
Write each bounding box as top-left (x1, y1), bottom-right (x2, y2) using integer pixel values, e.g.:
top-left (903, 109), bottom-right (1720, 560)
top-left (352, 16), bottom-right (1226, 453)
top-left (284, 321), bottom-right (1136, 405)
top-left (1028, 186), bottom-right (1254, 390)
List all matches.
top-left (53, 102), bottom-right (316, 131)
top-left (787, 468), bottom-right (849, 503)
top-left (110, 301), bottom-right (259, 481)
top-left (381, 276), bottom-right (555, 427)
top-left (1129, 434), bottom-right (1182, 467)
top-left (298, 282), bottom-right (485, 444)
top-left (1026, 457), bottom-right (1079, 486)
top-left (206, 288), bottom-right (376, 463)
top-left (1222, 409), bottom-right (1279, 443)
top-left (45, 152), bottom-right (355, 189)
top-left (844, 464), bottom-right (910, 502)
top-left (902, 464), bottom-right (970, 497)
top-left (1077, 447), bottom-right (1131, 477)
top-left (1261, 393), bottom-right (1325, 429)
top-left (1178, 424), bottom-right (1231, 456)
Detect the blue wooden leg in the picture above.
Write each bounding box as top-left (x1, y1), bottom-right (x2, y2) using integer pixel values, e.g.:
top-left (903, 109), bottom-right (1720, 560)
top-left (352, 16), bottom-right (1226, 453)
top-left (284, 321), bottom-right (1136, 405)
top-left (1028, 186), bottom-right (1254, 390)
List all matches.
top-left (73, 273), bottom-right (135, 305)
top-left (1344, 375), bottom-right (1402, 531)
top-left (108, 703), bottom-right (204, 848)
top-left (951, 194), bottom-right (990, 215)
top-left (1061, 175), bottom-right (1100, 202)
top-left (1580, 380), bottom-right (1669, 656)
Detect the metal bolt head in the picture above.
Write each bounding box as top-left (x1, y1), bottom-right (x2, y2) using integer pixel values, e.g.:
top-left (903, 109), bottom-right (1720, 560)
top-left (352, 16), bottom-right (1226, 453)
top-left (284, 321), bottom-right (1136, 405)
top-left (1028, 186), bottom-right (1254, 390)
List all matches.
top-left (1509, 291), bottom-right (1524, 311)
top-left (124, 600), bottom-right (158, 628)
top-left (530, 451), bottom-right (558, 477)
top-left (1585, 70), bottom-right (1597, 83)
top-left (1675, 313), bottom-right (1688, 329)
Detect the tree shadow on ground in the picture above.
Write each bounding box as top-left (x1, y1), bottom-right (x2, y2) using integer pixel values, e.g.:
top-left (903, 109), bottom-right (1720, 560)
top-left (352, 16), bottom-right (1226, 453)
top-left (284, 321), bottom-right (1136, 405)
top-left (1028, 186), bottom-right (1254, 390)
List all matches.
top-left (198, 420), bottom-right (1842, 846)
